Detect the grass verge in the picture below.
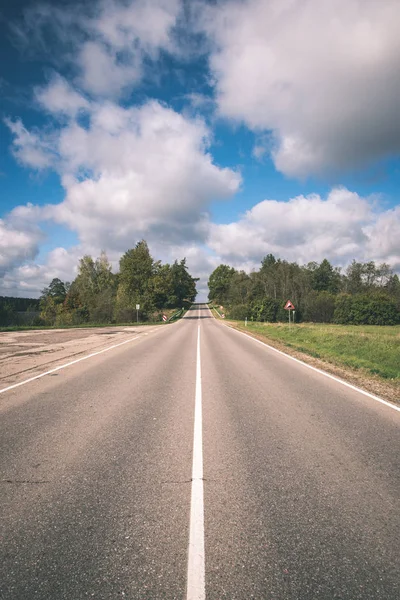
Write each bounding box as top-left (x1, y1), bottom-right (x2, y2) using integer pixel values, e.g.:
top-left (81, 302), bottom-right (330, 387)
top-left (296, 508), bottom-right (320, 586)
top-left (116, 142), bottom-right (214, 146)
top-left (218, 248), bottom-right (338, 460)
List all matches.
top-left (227, 321), bottom-right (400, 404)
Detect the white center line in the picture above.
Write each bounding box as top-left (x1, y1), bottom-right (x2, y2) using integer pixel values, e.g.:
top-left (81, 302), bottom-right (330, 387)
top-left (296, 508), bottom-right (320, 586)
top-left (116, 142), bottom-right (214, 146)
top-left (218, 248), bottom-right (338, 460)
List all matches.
top-left (186, 322), bottom-right (206, 600)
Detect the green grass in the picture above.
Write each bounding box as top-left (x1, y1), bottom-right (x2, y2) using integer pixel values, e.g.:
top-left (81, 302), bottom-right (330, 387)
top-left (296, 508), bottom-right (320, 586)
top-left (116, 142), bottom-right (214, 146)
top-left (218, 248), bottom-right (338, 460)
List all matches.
top-left (232, 321), bottom-right (400, 380)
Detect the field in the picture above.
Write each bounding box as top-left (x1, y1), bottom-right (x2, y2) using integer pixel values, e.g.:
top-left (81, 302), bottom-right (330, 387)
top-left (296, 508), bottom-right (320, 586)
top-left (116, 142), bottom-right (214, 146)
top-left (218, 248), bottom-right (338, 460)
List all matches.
top-left (229, 321), bottom-right (400, 384)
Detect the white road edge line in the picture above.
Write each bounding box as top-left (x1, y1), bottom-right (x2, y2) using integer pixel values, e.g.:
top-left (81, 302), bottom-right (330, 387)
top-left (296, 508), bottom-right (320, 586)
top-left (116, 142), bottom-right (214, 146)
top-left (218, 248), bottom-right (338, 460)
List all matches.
top-left (186, 323), bottom-right (206, 600)
top-left (223, 321), bottom-right (400, 413)
top-left (0, 334), bottom-right (143, 395)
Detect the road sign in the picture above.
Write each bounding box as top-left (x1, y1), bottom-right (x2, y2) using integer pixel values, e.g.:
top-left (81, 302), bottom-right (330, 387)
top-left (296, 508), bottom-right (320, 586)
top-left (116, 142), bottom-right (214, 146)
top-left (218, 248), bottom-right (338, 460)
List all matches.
top-left (136, 304), bottom-right (140, 310)
top-left (284, 300), bottom-right (295, 326)
top-left (162, 314), bottom-right (167, 322)
top-left (284, 300), bottom-right (295, 310)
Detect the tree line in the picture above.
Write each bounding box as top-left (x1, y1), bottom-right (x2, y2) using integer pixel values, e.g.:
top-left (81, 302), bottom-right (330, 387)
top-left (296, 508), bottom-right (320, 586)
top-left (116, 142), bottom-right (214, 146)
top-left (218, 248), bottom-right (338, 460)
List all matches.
top-left (0, 241), bottom-right (198, 327)
top-left (208, 256), bottom-right (400, 325)
top-left (0, 296), bottom-right (40, 326)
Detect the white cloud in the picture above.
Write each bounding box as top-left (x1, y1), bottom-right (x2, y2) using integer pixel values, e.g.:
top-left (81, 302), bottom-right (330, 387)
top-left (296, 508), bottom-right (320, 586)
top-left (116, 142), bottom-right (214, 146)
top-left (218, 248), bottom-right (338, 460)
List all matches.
top-left (202, 0), bottom-right (400, 177)
top-left (0, 211), bottom-right (44, 277)
top-left (93, 0), bottom-right (179, 52)
top-left (5, 118), bottom-right (56, 170)
top-left (14, 0), bottom-right (182, 99)
top-left (35, 75), bottom-right (89, 116)
top-left (208, 187), bottom-right (400, 269)
top-left (366, 206), bottom-right (400, 270)
top-left (5, 0), bottom-right (400, 299)
top-left (0, 247), bottom-right (82, 297)
top-left (78, 0), bottom-right (180, 97)
top-left (6, 99), bottom-right (241, 254)
top-left (78, 41), bottom-right (140, 97)
top-left (50, 100), bottom-right (240, 249)
top-left (3, 185), bottom-right (400, 297)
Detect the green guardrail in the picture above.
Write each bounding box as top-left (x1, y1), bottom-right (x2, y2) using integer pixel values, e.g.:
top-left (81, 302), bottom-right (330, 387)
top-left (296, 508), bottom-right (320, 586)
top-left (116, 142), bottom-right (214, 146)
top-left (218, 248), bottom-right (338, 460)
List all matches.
top-left (167, 308), bottom-right (185, 322)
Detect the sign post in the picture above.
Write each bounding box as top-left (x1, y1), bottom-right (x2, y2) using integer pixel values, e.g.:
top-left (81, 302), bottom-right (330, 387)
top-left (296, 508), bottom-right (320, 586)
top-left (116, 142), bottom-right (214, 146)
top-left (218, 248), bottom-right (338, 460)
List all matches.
top-left (136, 304), bottom-right (140, 323)
top-left (284, 300), bottom-right (295, 327)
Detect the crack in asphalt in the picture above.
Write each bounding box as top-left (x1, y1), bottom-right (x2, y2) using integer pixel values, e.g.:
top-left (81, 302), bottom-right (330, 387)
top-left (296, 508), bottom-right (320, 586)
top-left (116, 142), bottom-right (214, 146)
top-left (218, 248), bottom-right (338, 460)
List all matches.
top-left (2, 479), bottom-right (50, 484)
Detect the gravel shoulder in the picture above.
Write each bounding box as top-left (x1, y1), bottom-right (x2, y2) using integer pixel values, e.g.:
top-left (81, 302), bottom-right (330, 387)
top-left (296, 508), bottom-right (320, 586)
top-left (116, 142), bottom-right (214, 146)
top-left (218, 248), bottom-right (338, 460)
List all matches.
top-left (0, 325), bottom-right (162, 386)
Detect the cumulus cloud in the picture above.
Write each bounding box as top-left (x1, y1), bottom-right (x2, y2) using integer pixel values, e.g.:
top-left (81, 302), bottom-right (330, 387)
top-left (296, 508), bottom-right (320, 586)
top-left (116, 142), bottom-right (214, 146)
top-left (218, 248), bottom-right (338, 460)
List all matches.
top-left (5, 118), bottom-right (56, 170)
top-left (366, 206), bottom-right (400, 270)
top-left (208, 187), bottom-right (400, 269)
top-left (6, 99), bottom-right (241, 253)
top-left (3, 0), bottom-right (240, 296)
top-left (5, 0), bottom-right (400, 299)
top-left (0, 247), bottom-right (82, 297)
top-left (202, 0), bottom-right (400, 177)
top-left (35, 75), bottom-right (90, 116)
top-left (0, 210), bottom-right (44, 277)
top-left (79, 0), bottom-right (181, 97)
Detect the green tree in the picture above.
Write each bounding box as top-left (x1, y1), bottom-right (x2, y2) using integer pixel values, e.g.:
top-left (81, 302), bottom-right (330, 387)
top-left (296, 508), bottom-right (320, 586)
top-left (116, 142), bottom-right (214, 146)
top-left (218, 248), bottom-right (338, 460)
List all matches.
top-left (259, 254), bottom-right (280, 299)
top-left (343, 260), bottom-right (362, 294)
top-left (334, 292), bottom-right (400, 325)
top-left (116, 240), bottom-right (155, 319)
top-left (39, 278), bottom-right (67, 324)
top-left (208, 264), bottom-right (237, 304)
top-left (250, 297), bottom-right (279, 322)
top-left (228, 271), bottom-right (252, 305)
top-left (0, 301), bottom-right (17, 326)
top-left (63, 252), bottom-right (116, 323)
top-left (151, 263), bottom-right (173, 310)
top-left (41, 278), bottom-right (67, 304)
top-left (310, 259), bottom-right (341, 294)
top-left (303, 291), bottom-right (336, 323)
top-left (168, 259), bottom-right (198, 307)
top-left (385, 274), bottom-right (400, 302)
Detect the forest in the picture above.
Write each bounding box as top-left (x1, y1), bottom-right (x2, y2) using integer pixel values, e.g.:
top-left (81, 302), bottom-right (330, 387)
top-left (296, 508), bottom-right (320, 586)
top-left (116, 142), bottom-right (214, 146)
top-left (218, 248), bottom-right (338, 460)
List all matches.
top-left (0, 241), bottom-right (198, 327)
top-left (208, 256), bottom-right (400, 325)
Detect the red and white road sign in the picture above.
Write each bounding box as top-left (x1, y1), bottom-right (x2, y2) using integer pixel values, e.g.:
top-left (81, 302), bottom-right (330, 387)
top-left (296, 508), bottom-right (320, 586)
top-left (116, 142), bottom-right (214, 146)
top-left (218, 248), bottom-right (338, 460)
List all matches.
top-left (284, 300), bottom-right (295, 310)
top-left (162, 314), bottom-right (167, 322)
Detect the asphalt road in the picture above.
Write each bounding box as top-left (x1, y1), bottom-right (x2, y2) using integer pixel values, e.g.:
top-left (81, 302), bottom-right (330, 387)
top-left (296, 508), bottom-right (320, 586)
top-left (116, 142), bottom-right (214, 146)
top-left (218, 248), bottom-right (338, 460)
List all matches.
top-left (1, 304), bottom-right (399, 599)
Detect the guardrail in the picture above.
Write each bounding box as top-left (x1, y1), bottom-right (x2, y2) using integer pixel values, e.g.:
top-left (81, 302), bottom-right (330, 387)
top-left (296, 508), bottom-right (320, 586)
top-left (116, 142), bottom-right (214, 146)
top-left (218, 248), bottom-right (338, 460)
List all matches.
top-left (167, 308), bottom-right (185, 322)
top-left (209, 304), bottom-right (224, 318)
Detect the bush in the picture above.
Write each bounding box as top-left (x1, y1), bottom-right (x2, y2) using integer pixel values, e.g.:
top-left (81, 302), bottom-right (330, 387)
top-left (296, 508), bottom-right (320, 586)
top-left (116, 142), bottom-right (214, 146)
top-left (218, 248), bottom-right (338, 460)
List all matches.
top-left (249, 297), bottom-right (279, 322)
top-left (227, 304), bottom-right (248, 320)
top-left (303, 291), bottom-right (336, 323)
top-left (334, 293), bottom-right (400, 325)
top-left (0, 303), bottom-right (18, 326)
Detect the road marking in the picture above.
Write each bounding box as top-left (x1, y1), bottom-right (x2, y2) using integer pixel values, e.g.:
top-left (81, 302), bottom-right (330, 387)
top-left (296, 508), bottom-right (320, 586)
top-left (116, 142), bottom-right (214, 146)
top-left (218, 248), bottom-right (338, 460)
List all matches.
top-left (226, 324), bottom-right (400, 413)
top-left (186, 324), bottom-right (206, 600)
top-left (0, 335), bottom-right (143, 395)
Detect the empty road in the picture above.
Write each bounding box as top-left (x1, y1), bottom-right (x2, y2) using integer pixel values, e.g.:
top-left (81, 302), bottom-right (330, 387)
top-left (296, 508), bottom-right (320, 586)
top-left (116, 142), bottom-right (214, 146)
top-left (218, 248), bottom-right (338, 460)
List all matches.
top-left (1, 305), bottom-right (399, 599)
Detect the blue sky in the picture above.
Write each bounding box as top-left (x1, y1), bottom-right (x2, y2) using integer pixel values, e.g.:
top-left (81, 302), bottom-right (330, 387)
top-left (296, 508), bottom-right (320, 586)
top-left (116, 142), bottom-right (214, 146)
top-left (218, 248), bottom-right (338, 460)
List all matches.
top-left (1, 0), bottom-right (400, 300)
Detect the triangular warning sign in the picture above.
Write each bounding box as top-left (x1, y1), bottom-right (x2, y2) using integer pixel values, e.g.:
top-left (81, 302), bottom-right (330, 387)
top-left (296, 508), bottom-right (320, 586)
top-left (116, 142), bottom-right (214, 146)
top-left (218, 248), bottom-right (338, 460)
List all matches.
top-left (284, 300), bottom-right (295, 310)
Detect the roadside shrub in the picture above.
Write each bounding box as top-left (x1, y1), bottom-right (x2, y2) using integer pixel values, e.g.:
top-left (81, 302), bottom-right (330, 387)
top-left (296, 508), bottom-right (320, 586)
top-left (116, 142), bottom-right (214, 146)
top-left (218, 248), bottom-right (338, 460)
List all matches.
top-left (250, 297), bottom-right (279, 322)
top-left (227, 304), bottom-right (248, 320)
top-left (276, 303), bottom-right (290, 322)
top-left (303, 291), bottom-right (336, 323)
top-left (0, 302), bottom-right (18, 326)
top-left (334, 293), bottom-right (400, 325)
